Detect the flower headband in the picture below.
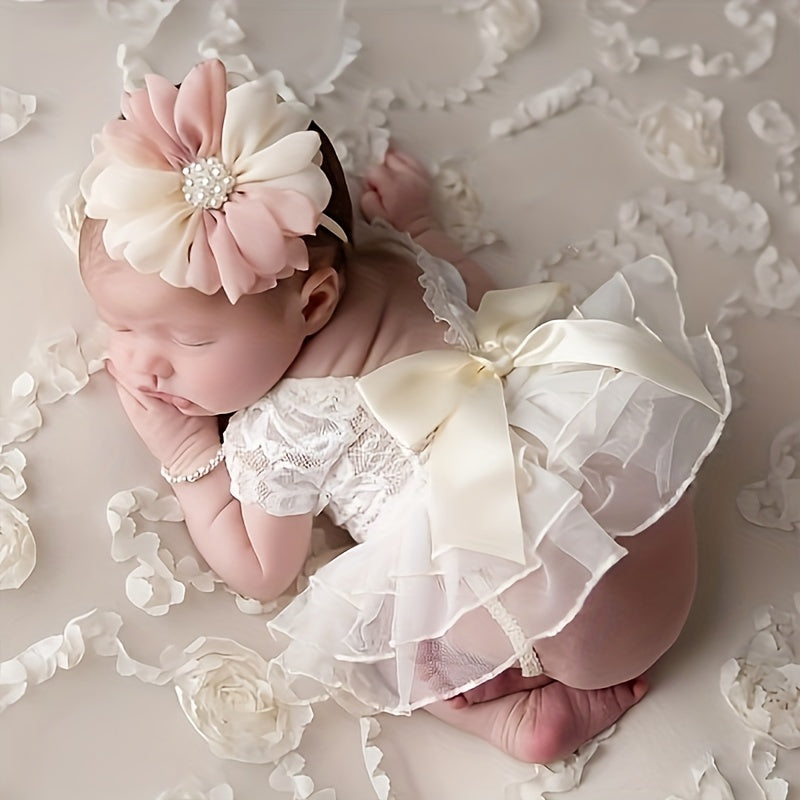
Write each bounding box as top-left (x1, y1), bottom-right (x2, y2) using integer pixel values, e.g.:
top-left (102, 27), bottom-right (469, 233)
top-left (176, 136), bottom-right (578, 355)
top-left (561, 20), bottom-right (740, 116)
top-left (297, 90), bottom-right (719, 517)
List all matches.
top-left (80, 59), bottom-right (348, 303)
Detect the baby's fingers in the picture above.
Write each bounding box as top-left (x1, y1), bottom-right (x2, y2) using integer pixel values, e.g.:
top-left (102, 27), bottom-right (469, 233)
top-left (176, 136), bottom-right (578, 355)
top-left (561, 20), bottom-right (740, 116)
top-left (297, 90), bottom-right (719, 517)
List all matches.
top-left (386, 148), bottom-right (429, 179)
top-left (360, 187), bottom-right (387, 222)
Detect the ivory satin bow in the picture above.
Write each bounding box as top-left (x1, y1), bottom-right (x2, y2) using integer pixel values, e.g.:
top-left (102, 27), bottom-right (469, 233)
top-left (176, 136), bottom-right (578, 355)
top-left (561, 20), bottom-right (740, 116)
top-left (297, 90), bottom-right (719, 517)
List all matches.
top-left (356, 282), bottom-right (721, 565)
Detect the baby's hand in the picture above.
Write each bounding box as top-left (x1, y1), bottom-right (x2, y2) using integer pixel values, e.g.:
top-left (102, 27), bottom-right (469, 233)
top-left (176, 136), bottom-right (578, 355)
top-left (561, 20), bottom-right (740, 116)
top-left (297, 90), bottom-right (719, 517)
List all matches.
top-left (361, 149), bottom-right (438, 236)
top-left (106, 361), bottom-right (220, 475)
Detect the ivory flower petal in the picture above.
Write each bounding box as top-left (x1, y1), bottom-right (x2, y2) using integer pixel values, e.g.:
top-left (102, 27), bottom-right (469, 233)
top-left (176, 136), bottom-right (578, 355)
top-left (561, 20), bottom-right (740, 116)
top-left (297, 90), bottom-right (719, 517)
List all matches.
top-left (221, 74), bottom-right (313, 165)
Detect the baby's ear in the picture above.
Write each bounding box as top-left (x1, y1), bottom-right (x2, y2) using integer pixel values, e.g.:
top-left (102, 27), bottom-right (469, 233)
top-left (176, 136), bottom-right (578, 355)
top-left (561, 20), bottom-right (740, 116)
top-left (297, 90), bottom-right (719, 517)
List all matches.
top-left (299, 266), bottom-right (342, 335)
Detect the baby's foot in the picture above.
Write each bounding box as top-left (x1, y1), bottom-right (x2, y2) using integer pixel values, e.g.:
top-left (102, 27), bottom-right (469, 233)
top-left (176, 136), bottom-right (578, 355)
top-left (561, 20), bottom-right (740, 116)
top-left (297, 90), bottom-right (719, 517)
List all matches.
top-left (445, 667), bottom-right (553, 709)
top-left (495, 677), bottom-right (648, 763)
top-left (428, 675), bottom-right (647, 763)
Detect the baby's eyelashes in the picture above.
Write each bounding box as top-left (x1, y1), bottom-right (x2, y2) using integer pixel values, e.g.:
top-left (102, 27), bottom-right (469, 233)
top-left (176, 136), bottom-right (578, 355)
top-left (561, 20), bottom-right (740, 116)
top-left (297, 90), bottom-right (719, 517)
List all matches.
top-left (173, 338), bottom-right (214, 348)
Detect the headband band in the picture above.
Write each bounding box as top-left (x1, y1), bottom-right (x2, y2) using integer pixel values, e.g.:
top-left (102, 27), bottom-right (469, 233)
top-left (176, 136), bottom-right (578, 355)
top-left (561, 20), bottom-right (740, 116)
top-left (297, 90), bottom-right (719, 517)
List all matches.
top-left (80, 59), bottom-right (347, 303)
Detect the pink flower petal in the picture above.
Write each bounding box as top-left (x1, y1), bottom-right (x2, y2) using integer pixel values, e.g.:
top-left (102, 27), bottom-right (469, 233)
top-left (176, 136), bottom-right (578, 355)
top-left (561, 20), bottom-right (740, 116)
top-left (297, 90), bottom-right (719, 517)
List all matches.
top-left (238, 184), bottom-right (321, 237)
top-left (207, 220), bottom-right (273, 303)
top-left (140, 73), bottom-right (182, 147)
top-left (174, 60), bottom-right (226, 160)
top-left (185, 216), bottom-right (224, 296)
top-left (222, 194), bottom-right (290, 270)
top-left (283, 236), bottom-right (311, 275)
top-left (117, 75), bottom-right (189, 169)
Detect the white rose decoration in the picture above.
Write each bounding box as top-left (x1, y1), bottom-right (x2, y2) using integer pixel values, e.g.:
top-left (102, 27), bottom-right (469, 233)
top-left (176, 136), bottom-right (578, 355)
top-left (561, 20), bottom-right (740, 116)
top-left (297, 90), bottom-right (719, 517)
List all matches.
top-left (173, 638), bottom-right (314, 763)
top-left (478, 0), bottom-right (541, 54)
top-left (0, 498), bottom-right (36, 589)
top-left (637, 89), bottom-right (724, 181)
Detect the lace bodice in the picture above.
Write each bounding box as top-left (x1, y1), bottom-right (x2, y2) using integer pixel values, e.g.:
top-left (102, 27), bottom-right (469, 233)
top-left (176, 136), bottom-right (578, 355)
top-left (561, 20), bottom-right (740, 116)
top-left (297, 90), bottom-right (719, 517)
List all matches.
top-left (224, 375), bottom-right (427, 542)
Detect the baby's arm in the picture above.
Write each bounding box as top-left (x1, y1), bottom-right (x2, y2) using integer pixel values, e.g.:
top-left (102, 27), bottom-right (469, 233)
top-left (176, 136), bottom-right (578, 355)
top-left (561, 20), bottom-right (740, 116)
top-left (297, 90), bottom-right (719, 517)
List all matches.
top-left (110, 366), bottom-right (309, 601)
top-left (170, 467), bottom-right (312, 600)
top-left (361, 149), bottom-right (495, 307)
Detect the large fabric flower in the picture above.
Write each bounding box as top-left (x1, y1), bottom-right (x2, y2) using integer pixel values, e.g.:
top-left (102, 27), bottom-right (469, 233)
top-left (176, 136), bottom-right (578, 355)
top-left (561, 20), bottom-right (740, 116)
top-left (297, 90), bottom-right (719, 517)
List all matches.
top-left (636, 89), bottom-right (724, 182)
top-left (80, 59), bottom-right (333, 303)
top-left (172, 637), bottom-right (314, 763)
top-left (0, 498), bottom-right (36, 590)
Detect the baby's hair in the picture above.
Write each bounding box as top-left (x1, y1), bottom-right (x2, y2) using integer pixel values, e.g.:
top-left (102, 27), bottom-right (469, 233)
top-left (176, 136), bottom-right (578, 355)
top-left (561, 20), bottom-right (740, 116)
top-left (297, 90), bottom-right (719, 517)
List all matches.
top-left (307, 120), bottom-right (353, 273)
top-left (77, 215), bottom-right (106, 280)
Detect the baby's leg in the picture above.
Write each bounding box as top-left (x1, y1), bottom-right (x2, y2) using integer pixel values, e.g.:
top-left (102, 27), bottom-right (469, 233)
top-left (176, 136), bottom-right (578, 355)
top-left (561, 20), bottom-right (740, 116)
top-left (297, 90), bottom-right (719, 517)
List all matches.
top-left (426, 676), bottom-right (647, 763)
top-left (534, 495), bottom-right (698, 690)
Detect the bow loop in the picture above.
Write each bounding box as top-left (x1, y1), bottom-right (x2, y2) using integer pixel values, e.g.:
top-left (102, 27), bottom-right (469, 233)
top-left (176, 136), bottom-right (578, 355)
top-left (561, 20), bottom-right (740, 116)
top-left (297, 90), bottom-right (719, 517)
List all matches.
top-left (356, 279), bottom-right (722, 565)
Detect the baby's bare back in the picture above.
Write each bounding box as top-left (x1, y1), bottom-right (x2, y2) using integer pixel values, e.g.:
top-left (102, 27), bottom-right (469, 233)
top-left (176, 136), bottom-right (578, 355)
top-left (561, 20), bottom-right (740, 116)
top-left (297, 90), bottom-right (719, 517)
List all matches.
top-left (287, 248), bottom-right (452, 379)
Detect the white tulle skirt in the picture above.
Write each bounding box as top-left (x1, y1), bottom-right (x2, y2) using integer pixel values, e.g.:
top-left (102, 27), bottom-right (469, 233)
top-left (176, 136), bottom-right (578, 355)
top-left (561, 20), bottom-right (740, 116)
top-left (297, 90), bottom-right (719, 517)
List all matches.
top-left (269, 256), bottom-right (730, 715)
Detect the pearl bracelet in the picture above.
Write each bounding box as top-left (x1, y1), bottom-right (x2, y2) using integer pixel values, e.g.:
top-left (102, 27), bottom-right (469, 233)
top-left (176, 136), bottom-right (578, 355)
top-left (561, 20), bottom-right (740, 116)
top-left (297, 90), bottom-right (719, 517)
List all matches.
top-left (160, 446), bottom-right (225, 485)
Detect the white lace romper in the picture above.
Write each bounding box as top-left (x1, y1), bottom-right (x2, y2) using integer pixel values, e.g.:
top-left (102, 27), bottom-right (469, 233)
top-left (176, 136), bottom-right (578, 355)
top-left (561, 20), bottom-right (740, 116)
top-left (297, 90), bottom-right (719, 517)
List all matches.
top-left (223, 224), bottom-right (730, 715)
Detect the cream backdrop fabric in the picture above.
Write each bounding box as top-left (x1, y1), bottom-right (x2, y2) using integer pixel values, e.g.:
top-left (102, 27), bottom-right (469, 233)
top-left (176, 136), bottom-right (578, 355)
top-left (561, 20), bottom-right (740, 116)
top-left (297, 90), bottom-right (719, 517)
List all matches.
top-left (1, 1), bottom-right (799, 799)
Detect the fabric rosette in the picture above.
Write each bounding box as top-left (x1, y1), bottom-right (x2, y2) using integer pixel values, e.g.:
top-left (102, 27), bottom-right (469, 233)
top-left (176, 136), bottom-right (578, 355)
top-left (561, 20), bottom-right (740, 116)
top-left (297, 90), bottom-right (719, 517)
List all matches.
top-left (172, 637), bottom-right (314, 764)
top-left (0, 498), bottom-right (36, 590)
top-left (80, 59), bottom-right (337, 303)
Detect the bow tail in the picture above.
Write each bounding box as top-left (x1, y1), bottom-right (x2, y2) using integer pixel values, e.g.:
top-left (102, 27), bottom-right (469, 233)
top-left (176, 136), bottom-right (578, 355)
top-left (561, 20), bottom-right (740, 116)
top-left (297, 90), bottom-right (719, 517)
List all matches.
top-left (428, 375), bottom-right (526, 564)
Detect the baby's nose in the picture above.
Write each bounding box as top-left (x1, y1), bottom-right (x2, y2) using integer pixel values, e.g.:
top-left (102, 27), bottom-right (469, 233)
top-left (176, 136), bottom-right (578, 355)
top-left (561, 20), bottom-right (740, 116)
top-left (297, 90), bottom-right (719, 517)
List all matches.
top-left (120, 341), bottom-right (172, 379)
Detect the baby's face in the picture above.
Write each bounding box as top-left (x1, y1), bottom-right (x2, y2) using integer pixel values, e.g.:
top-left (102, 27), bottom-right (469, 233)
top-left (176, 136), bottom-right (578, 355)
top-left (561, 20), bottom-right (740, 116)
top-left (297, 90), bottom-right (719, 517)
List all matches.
top-left (85, 256), bottom-right (309, 416)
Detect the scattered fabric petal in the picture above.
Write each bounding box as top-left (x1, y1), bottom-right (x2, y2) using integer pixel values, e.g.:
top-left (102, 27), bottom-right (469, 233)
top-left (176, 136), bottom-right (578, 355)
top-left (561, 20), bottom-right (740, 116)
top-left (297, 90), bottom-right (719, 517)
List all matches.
top-left (0, 498), bottom-right (35, 590)
top-left (399, 4), bottom-right (508, 110)
top-left (748, 100), bottom-right (797, 148)
top-left (198, 0), bottom-right (257, 82)
top-left (0, 373), bottom-right (42, 447)
top-left (175, 555), bottom-right (217, 592)
top-left (720, 601), bottom-right (800, 749)
top-left (0, 85), bottom-right (36, 141)
top-left (270, 751), bottom-right (336, 799)
top-left (0, 449), bottom-right (27, 501)
top-left (747, 247), bottom-right (800, 317)
top-left (359, 717), bottom-right (394, 800)
top-left (116, 43), bottom-right (154, 92)
top-left (172, 638), bottom-right (314, 763)
top-left (0, 609), bottom-right (123, 711)
top-left (588, 5), bottom-right (775, 78)
top-left (332, 88), bottom-right (393, 176)
top-left (106, 487), bottom-right (197, 615)
top-left (748, 739), bottom-right (789, 800)
top-left (295, 17), bottom-right (361, 104)
top-left (507, 725), bottom-right (615, 798)
top-left (28, 330), bottom-right (91, 405)
top-left (125, 548), bottom-right (186, 616)
top-left (232, 592), bottom-right (280, 615)
top-left (95, 0), bottom-right (181, 49)
top-left (432, 159), bottom-right (497, 252)
top-left (665, 754), bottom-right (735, 800)
top-left (154, 778), bottom-right (235, 800)
top-left (490, 69), bottom-right (593, 139)
top-left (737, 417), bottom-right (800, 531)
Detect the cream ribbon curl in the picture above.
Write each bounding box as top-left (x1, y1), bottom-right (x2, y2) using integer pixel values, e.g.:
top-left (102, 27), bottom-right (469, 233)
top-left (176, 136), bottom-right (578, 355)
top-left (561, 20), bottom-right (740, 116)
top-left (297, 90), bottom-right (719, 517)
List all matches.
top-left (356, 282), bottom-right (722, 565)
